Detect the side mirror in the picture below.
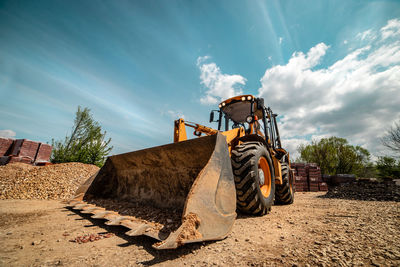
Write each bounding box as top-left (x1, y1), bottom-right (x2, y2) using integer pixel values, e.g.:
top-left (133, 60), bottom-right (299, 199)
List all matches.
top-left (209, 110), bottom-right (220, 123)
top-left (256, 98), bottom-right (265, 109)
top-left (209, 111), bottom-right (215, 123)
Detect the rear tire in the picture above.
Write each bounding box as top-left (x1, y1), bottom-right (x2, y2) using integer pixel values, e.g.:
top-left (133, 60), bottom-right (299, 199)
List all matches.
top-left (275, 163), bottom-right (294, 205)
top-left (231, 142), bottom-right (275, 215)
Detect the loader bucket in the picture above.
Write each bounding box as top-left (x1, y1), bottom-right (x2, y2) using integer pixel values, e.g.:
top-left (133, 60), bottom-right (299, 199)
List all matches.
top-left (65, 133), bottom-right (236, 249)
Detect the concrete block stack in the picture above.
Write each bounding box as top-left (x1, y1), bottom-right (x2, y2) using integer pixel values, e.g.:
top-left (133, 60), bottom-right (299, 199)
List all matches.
top-left (0, 138), bottom-right (52, 165)
top-left (291, 162), bottom-right (328, 192)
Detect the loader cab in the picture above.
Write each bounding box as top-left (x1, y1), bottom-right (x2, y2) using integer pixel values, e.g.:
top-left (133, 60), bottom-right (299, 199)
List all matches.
top-left (209, 94), bottom-right (282, 150)
top-left (210, 94), bottom-right (264, 131)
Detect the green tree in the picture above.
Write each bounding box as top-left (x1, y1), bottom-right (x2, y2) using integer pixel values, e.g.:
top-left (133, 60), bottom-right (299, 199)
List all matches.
top-left (298, 136), bottom-right (370, 176)
top-left (51, 106), bottom-right (113, 167)
top-left (376, 156), bottom-right (400, 178)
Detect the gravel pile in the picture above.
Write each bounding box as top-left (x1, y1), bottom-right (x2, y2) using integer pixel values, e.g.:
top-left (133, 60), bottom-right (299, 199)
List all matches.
top-left (322, 179), bottom-right (400, 202)
top-left (0, 162), bottom-right (99, 200)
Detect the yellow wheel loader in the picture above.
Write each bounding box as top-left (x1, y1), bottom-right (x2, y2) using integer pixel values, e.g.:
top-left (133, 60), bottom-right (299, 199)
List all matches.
top-left (65, 94), bottom-right (294, 249)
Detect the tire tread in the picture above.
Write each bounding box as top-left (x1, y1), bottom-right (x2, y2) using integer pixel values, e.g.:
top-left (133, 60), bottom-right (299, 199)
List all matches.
top-left (231, 142), bottom-right (274, 215)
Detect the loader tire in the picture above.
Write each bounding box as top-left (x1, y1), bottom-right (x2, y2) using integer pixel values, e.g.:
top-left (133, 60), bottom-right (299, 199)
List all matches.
top-left (275, 163), bottom-right (294, 205)
top-left (231, 142), bottom-right (275, 215)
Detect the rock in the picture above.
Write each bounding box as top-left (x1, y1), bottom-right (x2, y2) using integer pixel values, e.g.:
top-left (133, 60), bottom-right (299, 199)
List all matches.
top-left (344, 251), bottom-right (352, 258)
top-left (330, 238), bottom-right (339, 244)
top-left (384, 252), bottom-right (395, 260)
top-left (371, 259), bottom-right (380, 267)
top-left (32, 240), bottom-right (41, 245)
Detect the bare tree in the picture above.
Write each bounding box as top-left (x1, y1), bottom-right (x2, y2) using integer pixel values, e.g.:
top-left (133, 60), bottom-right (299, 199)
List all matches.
top-left (381, 119), bottom-right (400, 155)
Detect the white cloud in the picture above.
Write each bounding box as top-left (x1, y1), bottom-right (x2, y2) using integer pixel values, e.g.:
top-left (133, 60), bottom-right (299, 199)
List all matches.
top-left (281, 138), bottom-right (308, 160)
top-left (197, 56), bottom-right (246, 105)
top-left (343, 40), bottom-right (348, 45)
top-left (356, 29), bottom-right (376, 41)
top-left (0, 129), bottom-right (16, 139)
top-left (284, 133), bottom-right (333, 160)
top-left (279, 37), bottom-right (283, 45)
top-left (258, 19), bottom-right (400, 158)
top-left (197, 55), bottom-right (210, 66)
top-left (381, 18), bottom-right (400, 40)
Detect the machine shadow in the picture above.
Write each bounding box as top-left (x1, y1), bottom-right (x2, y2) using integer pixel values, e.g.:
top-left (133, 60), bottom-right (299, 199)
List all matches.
top-left (65, 207), bottom-right (215, 266)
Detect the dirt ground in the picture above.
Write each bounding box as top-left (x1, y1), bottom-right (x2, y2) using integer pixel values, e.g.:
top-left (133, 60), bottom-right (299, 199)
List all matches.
top-left (0, 192), bottom-right (399, 267)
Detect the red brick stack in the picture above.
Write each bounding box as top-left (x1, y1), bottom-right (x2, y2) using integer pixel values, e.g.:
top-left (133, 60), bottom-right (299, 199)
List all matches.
top-left (0, 138), bottom-right (52, 165)
top-left (36, 143), bottom-right (53, 163)
top-left (17, 140), bottom-right (40, 161)
top-left (292, 163), bottom-right (308, 192)
top-left (0, 138), bottom-right (14, 156)
top-left (307, 164), bottom-right (322, 192)
top-left (319, 182), bottom-right (328, 191)
top-left (291, 162), bottom-right (328, 192)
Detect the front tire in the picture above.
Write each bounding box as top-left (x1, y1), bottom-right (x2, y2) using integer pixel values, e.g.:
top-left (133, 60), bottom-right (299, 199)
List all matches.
top-left (231, 142), bottom-right (275, 215)
top-left (275, 163), bottom-right (294, 204)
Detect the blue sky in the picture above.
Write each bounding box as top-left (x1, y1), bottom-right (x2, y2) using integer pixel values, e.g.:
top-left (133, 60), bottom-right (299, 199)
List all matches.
top-left (1, 0), bottom-right (399, 158)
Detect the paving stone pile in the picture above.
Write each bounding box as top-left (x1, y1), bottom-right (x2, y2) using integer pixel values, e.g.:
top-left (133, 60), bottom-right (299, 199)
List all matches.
top-left (322, 178), bottom-right (400, 202)
top-left (0, 162), bottom-right (99, 200)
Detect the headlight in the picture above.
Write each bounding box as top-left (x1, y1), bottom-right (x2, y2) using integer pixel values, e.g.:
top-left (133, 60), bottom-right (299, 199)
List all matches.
top-left (246, 115), bottom-right (253, 123)
top-left (247, 96), bottom-right (252, 100)
top-left (218, 104), bottom-right (222, 108)
top-left (222, 102), bottom-right (226, 107)
top-left (241, 96), bottom-right (246, 101)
